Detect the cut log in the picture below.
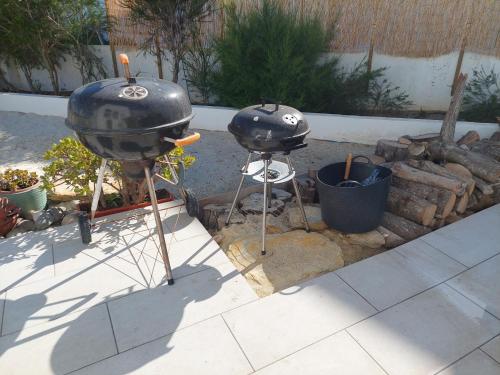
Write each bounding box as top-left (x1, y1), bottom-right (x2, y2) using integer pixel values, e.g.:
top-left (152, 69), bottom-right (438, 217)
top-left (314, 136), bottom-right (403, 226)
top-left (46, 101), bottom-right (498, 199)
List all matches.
top-left (445, 212), bottom-right (463, 225)
top-left (364, 154), bottom-right (386, 165)
top-left (381, 212), bottom-right (431, 241)
top-left (444, 163), bottom-right (472, 179)
top-left (391, 176), bottom-right (456, 219)
top-left (405, 133), bottom-right (440, 143)
top-left (376, 226), bottom-right (406, 248)
top-left (408, 142), bottom-right (426, 158)
top-left (470, 140), bottom-right (500, 162)
top-left (407, 159), bottom-right (474, 195)
top-left (456, 130), bottom-right (480, 146)
top-left (398, 137), bottom-right (412, 145)
top-left (428, 142), bottom-right (500, 182)
top-left (386, 186), bottom-right (437, 226)
top-left (375, 140), bottom-right (409, 161)
top-left (468, 190), bottom-right (494, 212)
top-left (429, 218), bottom-right (445, 230)
top-left (454, 192), bottom-right (469, 214)
top-left (471, 176), bottom-right (494, 195)
top-left (440, 73), bottom-right (467, 143)
top-left (392, 162), bottom-right (466, 196)
top-left (490, 132), bottom-right (500, 142)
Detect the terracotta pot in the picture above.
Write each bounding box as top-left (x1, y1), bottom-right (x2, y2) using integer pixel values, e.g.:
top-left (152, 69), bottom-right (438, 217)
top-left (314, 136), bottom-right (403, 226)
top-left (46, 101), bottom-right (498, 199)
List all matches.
top-left (79, 190), bottom-right (174, 218)
top-left (0, 180), bottom-right (47, 217)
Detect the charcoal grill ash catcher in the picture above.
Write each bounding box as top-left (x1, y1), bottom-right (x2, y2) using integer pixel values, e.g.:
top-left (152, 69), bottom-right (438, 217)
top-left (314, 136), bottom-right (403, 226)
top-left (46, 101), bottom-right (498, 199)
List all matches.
top-left (226, 99), bottom-right (311, 255)
top-left (65, 54), bottom-right (201, 285)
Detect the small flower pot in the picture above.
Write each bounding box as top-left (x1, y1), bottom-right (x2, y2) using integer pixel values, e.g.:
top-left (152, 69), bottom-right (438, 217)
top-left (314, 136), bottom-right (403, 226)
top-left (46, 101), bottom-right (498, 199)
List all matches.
top-left (0, 180), bottom-right (48, 217)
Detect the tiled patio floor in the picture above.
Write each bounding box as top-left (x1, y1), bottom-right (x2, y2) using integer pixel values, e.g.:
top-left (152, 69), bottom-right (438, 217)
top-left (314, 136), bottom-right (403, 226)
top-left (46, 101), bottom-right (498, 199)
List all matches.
top-left (1, 201), bottom-right (500, 374)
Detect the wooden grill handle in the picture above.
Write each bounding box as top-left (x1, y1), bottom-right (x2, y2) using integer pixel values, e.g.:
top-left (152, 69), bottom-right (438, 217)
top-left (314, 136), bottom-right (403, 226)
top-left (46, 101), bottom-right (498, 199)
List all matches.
top-left (119, 53), bottom-right (131, 80)
top-left (344, 153), bottom-right (353, 180)
top-left (175, 132), bottom-right (201, 147)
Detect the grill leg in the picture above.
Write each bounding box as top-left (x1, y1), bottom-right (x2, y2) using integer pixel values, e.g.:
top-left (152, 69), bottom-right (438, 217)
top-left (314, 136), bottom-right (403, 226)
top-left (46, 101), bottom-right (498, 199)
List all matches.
top-left (267, 182), bottom-right (273, 208)
top-left (262, 159), bottom-right (270, 255)
top-left (90, 159), bottom-right (107, 222)
top-left (145, 166), bottom-right (174, 285)
top-left (286, 156), bottom-right (310, 232)
top-left (225, 153), bottom-right (252, 226)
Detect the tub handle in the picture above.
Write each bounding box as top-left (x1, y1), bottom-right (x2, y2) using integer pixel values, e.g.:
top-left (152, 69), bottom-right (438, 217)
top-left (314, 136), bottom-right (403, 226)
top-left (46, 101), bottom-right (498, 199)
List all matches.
top-left (352, 155), bottom-right (373, 165)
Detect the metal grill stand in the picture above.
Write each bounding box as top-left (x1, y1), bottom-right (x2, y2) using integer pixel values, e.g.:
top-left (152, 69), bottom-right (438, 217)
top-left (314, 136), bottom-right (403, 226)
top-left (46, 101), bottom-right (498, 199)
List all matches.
top-left (226, 152), bottom-right (310, 255)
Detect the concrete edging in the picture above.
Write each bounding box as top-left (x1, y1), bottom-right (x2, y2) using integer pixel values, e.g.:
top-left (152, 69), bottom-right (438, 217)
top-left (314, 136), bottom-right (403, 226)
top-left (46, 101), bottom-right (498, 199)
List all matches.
top-left (1, 92), bottom-right (497, 145)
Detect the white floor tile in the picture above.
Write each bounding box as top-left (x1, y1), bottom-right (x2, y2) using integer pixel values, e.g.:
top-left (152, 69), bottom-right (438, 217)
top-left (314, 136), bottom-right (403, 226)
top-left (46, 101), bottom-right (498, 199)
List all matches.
top-left (254, 330), bottom-right (385, 375)
top-left (482, 335), bottom-right (500, 363)
top-left (147, 206), bottom-right (208, 243)
top-left (2, 262), bottom-right (145, 335)
top-left (437, 349), bottom-right (500, 375)
top-left (337, 240), bottom-right (465, 310)
top-left (0, 304), bottom-right (116, 375)
top-left (72, 316), bottom-right (252, 375)
top-left (421, 204), bottom-right (500, 267)
top-left (108, 262), bottom-right (257, 352)
top-left (447, 254), bottom-right (500, 319)
top-left (222, 272), bottom-right (376, 370)
top-left (348, 284), bottom-right (500, 375)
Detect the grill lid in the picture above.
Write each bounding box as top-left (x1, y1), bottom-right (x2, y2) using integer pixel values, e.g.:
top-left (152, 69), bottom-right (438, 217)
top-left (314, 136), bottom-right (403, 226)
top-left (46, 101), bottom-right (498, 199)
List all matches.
top-left (228, 100), bottom-right (310, 152)
top-left (66, 77), bottom-right (193, 135)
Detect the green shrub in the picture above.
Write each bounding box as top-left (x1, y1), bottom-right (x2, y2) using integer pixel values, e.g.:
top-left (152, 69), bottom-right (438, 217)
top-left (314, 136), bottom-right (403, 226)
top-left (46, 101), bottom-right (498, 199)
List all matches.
top-left (461, 67), bottom-right (500, 123)
top-left (42, 137), bottom-right (196, 207)
top-left (211, 0), bottom-right (410, 115)
top-left (0, 169), bottom-right (39, 191)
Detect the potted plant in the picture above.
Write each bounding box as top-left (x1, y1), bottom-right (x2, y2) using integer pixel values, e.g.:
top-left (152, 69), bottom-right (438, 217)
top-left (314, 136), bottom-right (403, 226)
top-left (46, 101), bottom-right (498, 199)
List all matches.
top-left (0, 169), bottom-right (48, 216)
top-left (42, 137), bottom-right (195, 217)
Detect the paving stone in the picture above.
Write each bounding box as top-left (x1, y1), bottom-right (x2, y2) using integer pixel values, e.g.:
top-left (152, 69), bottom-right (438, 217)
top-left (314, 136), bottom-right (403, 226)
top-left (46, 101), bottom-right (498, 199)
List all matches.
top-left (420, 204), bottom-right (500, 267)
top-left (223, 272), bottom-right (376, 370)
top-left (0, 235), bottom-right (54, 293)
top-left (348, 284), bottom-right (500, 375)
top-left (336, 239), bottom-right (465, 310)
top-left (481, 335), bottom-right (500, 363)
top-left (2, 262), bottom-right (145, 336)
top-left (239, 193), bottom-right (284, 216)
top-left (447, 253), bottom-right (500, 319)
top-left (227, 230), bottom-right (344, 297)
top-left (0, 304), bottom-right (116, 375)
top-left (437, 350), bottom-right (500, 375)
top-left (287, 204), bottom-right (327, 231)
top-left (254, 330), bottom-right (385, 375)
top-left (107, 262), bottom-right (257, 352)
top-left (72, 316), bottom-right (252, 375)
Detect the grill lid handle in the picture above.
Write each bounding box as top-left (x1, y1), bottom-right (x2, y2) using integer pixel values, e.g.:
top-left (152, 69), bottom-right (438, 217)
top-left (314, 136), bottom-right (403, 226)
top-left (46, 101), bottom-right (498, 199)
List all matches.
top-left (119, 53), bottom-right (136, 84)
top-left (261, 97), bottom-right (280, 111)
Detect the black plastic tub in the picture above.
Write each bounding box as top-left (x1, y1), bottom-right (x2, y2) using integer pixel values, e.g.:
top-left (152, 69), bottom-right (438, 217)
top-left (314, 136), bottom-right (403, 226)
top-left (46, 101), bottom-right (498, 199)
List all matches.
top-left (317, 160), bottom-right (392, 233)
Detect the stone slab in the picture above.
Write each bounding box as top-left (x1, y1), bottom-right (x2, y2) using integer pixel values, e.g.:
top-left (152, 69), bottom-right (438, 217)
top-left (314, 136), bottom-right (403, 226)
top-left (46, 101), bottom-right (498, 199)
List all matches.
top-left (447, 254), bottom-right (500, 319)
top-left (0, 304), bottom-right (116, 375)
top-left (337, 239), bottom-right (465, 310)
top-left (223, 272), bottom-right (376, 370)
top-left (107, 262), bottom-right (257, 352)
top-left (254, 330), bottom-right (385, 375)
top-left (481, 335), bottom-right (500, 363)
top-left (348, 284), bottom-right (500, 375)
top-left (437, 350), bottom-right (500, 375)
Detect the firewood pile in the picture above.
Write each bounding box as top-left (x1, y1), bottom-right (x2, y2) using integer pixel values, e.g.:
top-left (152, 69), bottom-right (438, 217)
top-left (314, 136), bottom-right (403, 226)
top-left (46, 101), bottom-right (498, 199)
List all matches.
top-left (370, 129), bottom-right (500, 242)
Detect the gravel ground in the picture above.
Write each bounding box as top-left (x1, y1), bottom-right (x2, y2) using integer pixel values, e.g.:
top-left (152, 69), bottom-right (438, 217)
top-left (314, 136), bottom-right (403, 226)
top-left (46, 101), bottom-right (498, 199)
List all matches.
top-left (0, 111), bottom-right (374, 197)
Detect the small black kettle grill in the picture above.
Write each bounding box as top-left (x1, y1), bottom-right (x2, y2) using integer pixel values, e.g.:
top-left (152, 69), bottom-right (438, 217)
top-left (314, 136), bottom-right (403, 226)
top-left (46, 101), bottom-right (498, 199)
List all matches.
top-left (225, 100), bottom-right (311, 255)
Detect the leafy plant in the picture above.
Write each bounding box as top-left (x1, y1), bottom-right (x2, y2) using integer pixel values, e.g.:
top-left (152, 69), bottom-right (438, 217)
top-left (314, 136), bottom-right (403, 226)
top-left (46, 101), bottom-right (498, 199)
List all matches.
top-left (0, 0), bottom-right (108, 94)
top-left (121, 0), bottom-right (216, 83)
top-left (42, 137), bottom-right (196, 208)
top-left (0, 169), bottom-right (39, 192)
top-left (211, 0), bottom-right (410, 115)
top-left (461, 67), bottom-right (500, 123)
top-left (183, 37), bottom-right (217, 103)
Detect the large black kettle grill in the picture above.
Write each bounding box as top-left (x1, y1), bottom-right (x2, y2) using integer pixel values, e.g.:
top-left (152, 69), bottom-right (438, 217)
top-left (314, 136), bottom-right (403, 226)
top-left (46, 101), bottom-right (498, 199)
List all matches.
top-left (226, 100), bottom-right (311, 255)
top-left (66, 54), bottom-right (201, 285)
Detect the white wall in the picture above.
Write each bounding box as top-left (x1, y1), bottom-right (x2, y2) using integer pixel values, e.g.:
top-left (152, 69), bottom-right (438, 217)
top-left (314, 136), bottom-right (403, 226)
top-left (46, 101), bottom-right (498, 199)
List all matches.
top-left (1, 93), bottom-right (497, 145)
top-left (2, 46), bottom-right (499, 111)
